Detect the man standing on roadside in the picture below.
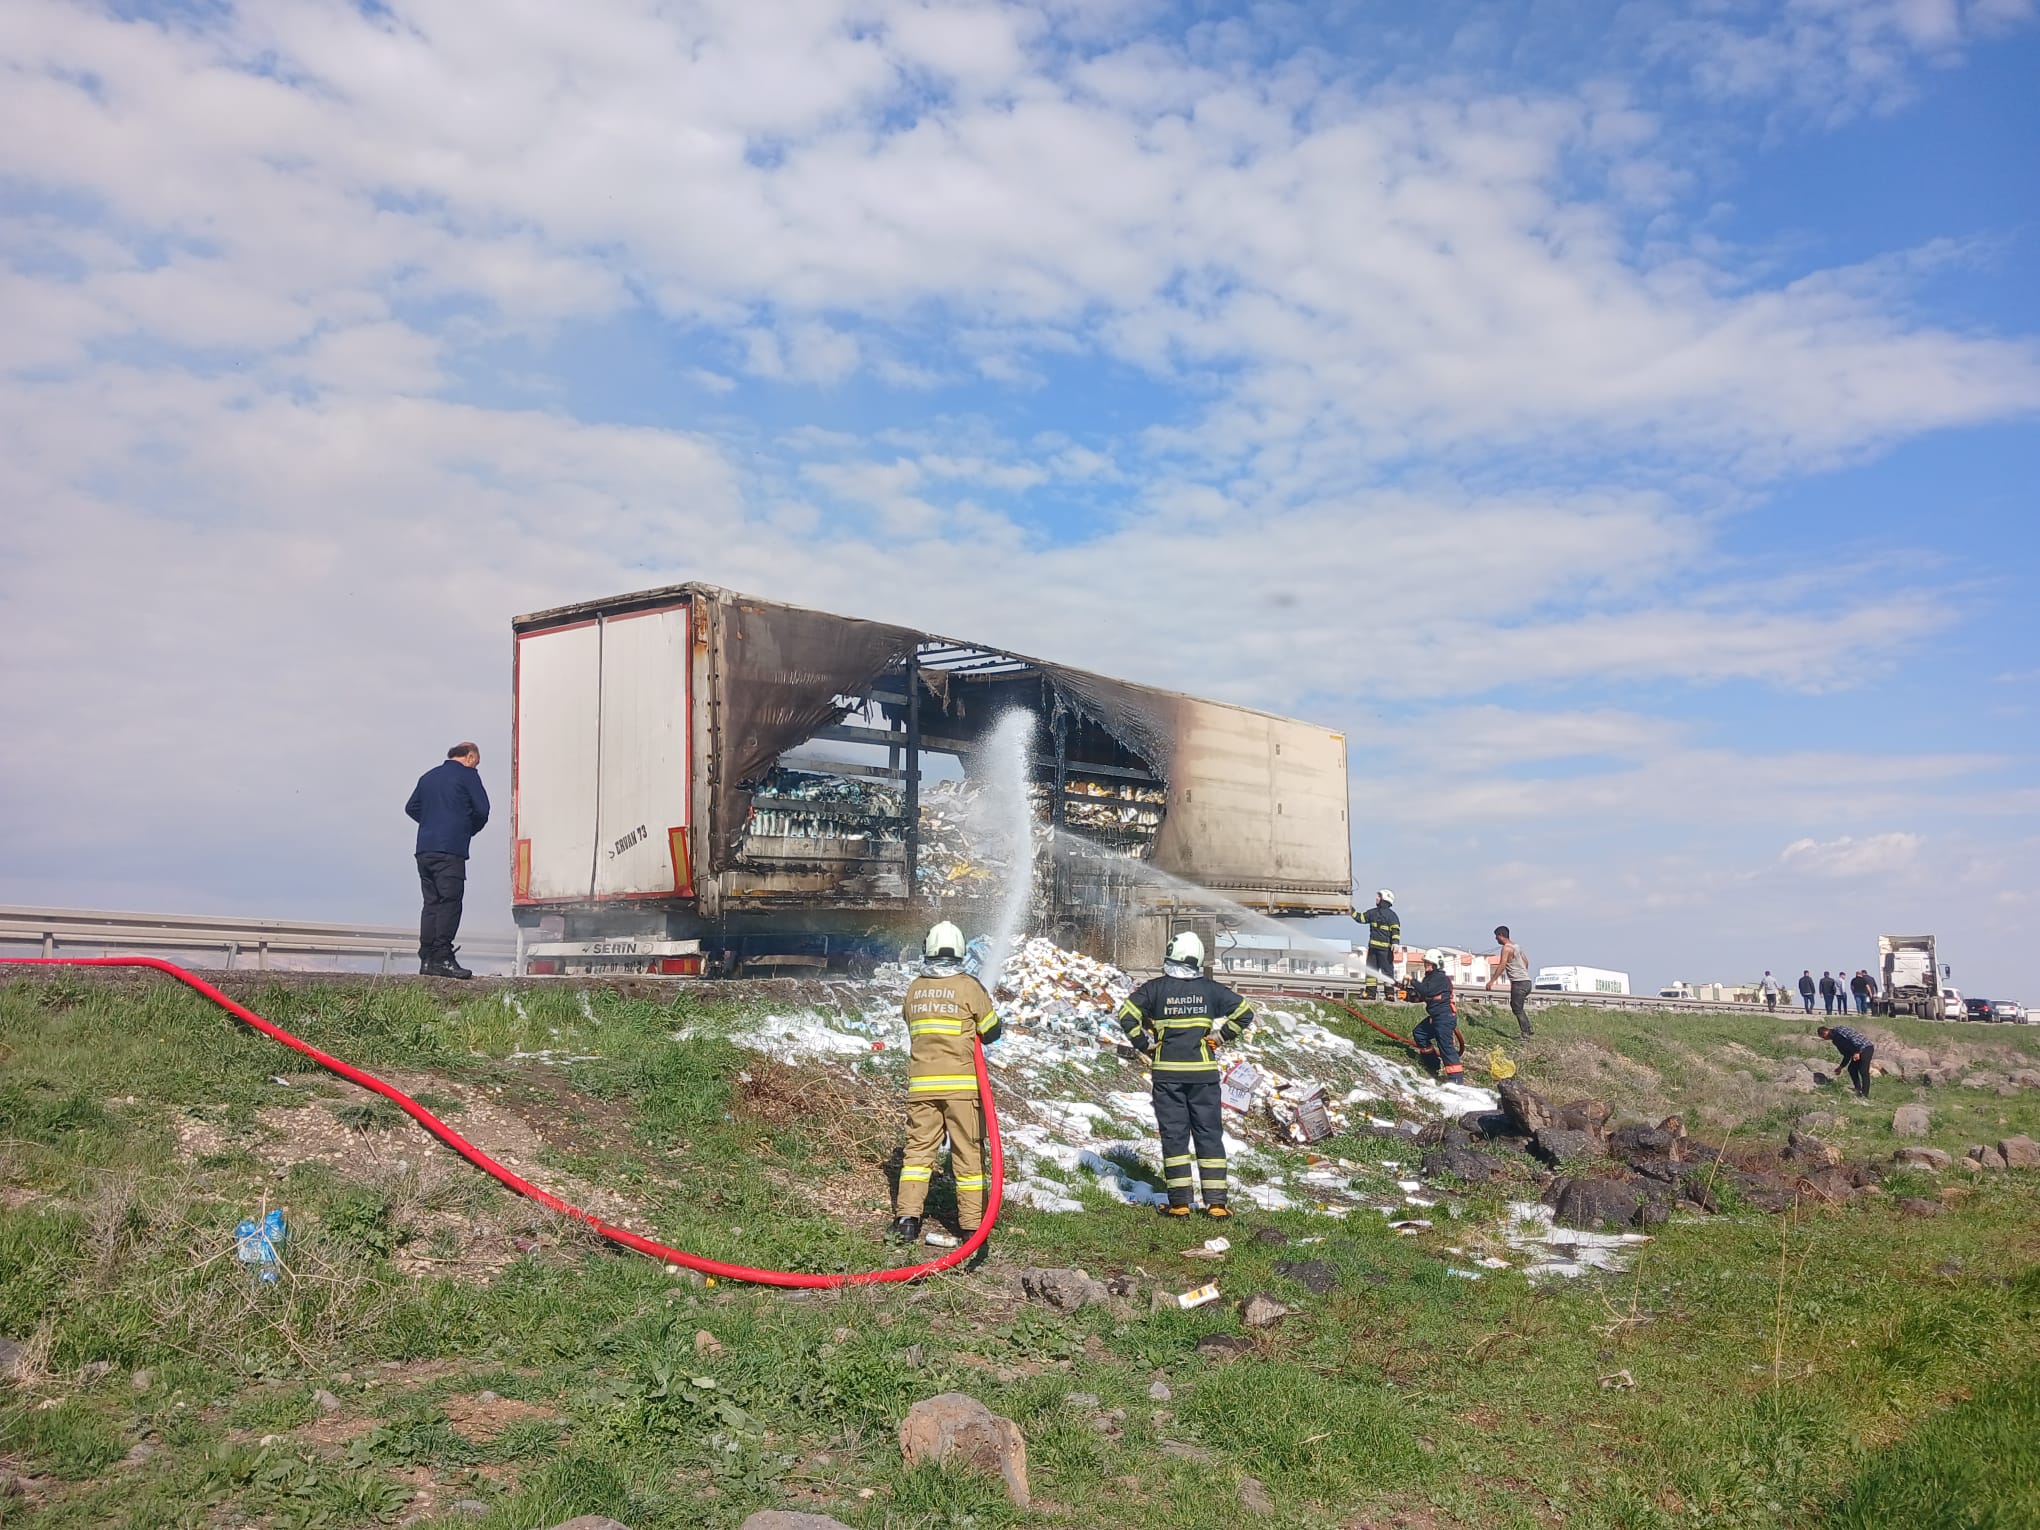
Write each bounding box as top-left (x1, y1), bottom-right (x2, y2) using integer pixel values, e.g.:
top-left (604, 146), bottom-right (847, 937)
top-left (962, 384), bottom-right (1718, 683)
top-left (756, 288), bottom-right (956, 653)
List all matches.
top-left (1486, 925), bottom-right (1534, 1039)
top-left (1798, 970), bottom-right (1817, 1013)
top-left (1760, 972), bottom-right (1780, 1012)
top-left (1818, 971), bottom-right (1838, 1014)
top-left (406, 742), bottom-right (490, 979)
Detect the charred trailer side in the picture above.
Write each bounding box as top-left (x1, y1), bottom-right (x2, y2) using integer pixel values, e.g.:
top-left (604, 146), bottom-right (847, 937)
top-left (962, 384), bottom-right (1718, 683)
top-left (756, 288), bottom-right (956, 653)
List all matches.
top-left (509, 584), bottom-right (1353, 975)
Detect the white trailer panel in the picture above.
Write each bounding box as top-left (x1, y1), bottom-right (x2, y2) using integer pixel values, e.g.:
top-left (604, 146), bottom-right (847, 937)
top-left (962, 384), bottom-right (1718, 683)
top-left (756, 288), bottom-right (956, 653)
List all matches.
top-left (514, 605), bottom-right (693, 904)
top-left (514, 622), bottom-right (602, 901)
top-left (592, 606), bottom-right (692, 898)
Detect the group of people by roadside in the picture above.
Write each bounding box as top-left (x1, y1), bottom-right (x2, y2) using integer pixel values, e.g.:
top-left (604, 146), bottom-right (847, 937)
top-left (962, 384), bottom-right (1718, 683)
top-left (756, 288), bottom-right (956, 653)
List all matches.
top-left (1758, 967), bottom-right (1881, 1015)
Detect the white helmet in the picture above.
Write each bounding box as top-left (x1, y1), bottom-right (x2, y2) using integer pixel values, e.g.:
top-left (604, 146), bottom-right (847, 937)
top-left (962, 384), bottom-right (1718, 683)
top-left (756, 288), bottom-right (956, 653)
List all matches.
top-left (1422, 948), bottom-right (1444, 966)
top-left (1166, 931), bottom-right (1205, 967)
top-left (925, 921), bottom-right (965, 961)
top-left (1377, 889), bottom-right (1395, 904)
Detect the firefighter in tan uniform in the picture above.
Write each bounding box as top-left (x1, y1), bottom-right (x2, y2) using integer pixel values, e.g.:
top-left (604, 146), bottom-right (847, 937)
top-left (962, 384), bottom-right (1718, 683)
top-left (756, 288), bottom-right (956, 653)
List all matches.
top-left (891, 921), bottom-right (1004, 1245)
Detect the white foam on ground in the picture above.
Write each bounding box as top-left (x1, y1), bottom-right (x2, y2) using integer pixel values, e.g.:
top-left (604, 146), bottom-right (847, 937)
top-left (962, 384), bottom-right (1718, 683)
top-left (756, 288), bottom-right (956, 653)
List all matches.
top-left (1503, 1200), bottom-right (1652, 1281)
top-left (693, 962), bottom-right (1505, 1220)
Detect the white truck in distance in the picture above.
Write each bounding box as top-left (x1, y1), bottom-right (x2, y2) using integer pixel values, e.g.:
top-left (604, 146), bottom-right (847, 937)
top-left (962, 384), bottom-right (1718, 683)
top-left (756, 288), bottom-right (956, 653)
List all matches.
top-left (1535, 965), bottom-right (1631, 996)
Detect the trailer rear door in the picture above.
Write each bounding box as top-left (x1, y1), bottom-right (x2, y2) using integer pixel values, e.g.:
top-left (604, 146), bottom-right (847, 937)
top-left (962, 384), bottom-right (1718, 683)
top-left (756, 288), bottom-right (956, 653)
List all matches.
top-left (514, 603), bottom-right (692, 902)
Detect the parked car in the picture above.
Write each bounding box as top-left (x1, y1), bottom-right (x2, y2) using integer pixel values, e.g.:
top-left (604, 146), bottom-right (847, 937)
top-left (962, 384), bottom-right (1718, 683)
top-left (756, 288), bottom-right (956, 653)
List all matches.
top-left (1942, 986), bottom-right (1965, 1021)
top-left (1963, 997), bottom-right (2019, 1023)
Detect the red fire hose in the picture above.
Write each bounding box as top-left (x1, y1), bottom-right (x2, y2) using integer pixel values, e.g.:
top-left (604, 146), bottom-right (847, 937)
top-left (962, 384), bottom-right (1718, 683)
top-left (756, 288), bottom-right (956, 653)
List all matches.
top-left (0, 956), bottom-right (1000, 1288)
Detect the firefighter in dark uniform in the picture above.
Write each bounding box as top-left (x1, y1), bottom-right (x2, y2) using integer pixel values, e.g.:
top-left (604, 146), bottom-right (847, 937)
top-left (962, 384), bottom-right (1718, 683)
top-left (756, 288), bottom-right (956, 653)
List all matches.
top-left (1407, 948), bottom-right (1465, 1082)
top-left (1116, 931), bottom-right (1255, 1219)
top-left (1354, 890), bottom-right (1401, 991)
top-left (891, 921), bottom-right (1004, 1244)
top-left (1817, 1023), bottom-right (1875, 1098)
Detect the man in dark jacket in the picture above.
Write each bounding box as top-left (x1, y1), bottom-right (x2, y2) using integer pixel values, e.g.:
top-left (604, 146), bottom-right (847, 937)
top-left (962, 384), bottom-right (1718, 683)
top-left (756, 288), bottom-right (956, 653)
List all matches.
top-left (1798, 970), bottom-right (1817, 1012)
top-left (405, 743), bottom-right (490, 979)
top-left (1818, 1023), bottom-right (1876, 1098)
top-left (1818, 971), bottom-right (1838, 1014)
top-left (1116, 931), bottom-right (1255, 1219)
top-left (1406, 948), bottom-right (1464, 1083)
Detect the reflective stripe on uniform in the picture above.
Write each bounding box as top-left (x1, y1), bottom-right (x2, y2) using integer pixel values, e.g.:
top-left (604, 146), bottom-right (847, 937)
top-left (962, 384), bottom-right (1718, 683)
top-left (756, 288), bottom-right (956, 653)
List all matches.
top-left (1222, 1001), bottom-right (1253, 1022)
top-left (1152, 1059), bottom-right (1220, 1073)
top-left (1159, 1018), bottom-right (1215, 1030)
top-left (1163, 1153), bottom-right (1192, 1166)
top-left (977, 1011), bottom-right (1002, 1035)
top-left (908, 1073), bottom-right (979, 1092)
top-left (1197, 1157), bottom-right (1227, 1168)
top-left (1166, 1174), bottom-right (1194, 1187)
top-left (953, 1175), bottom-right (988, 1190)
top-left (898, 1166), bottom-right (933, 1182)
top-left (909, 1020), bottom-right (965, 1035)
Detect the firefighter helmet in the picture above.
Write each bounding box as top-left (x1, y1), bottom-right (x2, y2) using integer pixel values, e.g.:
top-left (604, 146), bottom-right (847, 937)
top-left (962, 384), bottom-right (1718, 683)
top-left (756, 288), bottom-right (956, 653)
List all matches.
top-left (1422, 948), bottom-right (1445, 966)
top-left (1166, 931), bottom-right (1205, 966)
top-left (1377, 889), bottom-right (1395, 904)
top-left (924, 921), bottom-right (965, 961)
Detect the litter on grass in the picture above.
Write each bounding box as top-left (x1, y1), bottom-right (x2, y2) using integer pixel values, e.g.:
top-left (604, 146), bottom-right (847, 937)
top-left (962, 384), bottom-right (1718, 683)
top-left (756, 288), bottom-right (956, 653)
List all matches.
top-left (1175, 1283), bottom-right (1222, 1309)
top-left (1504, 1202), bottom-right (1652, 1281)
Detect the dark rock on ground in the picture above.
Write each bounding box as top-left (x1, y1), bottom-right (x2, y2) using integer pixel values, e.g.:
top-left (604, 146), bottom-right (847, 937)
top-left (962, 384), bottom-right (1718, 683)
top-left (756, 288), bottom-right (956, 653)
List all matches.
top-left (1892, 1104), bottom-right (1931, 1138)
top-left (1898, 1198), bottom-right (1944, 1218)
top-left (1606, 1124), bottom-right (1679, 1165)
top-left (1252, 1226), bottom-right (1290, 1246)
top-left (1273, 1260), bottom-right (1341, 1295)
top-left (2000, 1135), bottom-right (2040, 1169)
top-left (1459, 1110), bottom-right (1516, 1139)
top-left (1544, 1176), bottom-right (1644, 1230)
top-left (1238, 1476), bottom-right (1275, 1516)
top-left (1783, 1131), bottom-right (1843, 1169)
top-left (1241, 1294), bottom-right (1290, 1328)
top-left (1019, 1267), bottom-right (1107, 1313)
top-left (899, 1393), bottom-right (1030, 1508)
top-left (1421, 1145), bottom-right (1500, 1183)
top-left (1893, 1146), bottom-right (1952, 1170)
top-left (1556, 1099), bottom-right (1611, 1138)
top-left (1728, 1169), bottom-right (1801, 1212)
top-left (1499, 1078), bottom-right (1555, 1136)
top-left (1530, 1128), bottom-right (1593, 1166)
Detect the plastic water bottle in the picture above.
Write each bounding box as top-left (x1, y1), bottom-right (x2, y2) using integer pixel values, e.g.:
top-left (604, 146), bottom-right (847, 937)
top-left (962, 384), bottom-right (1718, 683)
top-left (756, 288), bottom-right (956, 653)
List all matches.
top-left (234, 1209), bottom-right (288, 1284)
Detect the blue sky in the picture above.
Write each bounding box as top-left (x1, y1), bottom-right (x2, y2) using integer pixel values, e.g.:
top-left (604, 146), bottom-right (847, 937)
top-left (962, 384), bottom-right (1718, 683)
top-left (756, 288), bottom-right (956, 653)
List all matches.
top-left (1, 0), bottom-right (2035, 997)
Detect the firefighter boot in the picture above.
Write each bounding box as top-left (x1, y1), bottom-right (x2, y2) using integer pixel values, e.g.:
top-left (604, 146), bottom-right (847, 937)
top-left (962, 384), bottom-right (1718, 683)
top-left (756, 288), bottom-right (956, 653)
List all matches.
top-left (1204, 1204), bottom-right (1232, 1220)
top-left (889, 1216), bottom-right (922, 1245)
top-left (1159, 1203), bottom-right (1192, 1219)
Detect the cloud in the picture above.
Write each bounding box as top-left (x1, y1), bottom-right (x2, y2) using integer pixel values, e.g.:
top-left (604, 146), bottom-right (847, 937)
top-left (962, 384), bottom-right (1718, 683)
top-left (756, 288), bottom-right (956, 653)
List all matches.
top-left (1655, 0), bottom-right (2036, 125)
top-left (1780, 831), bottom-right (1927, 877)
top-left (3, 0), bottom-right (2035, 490)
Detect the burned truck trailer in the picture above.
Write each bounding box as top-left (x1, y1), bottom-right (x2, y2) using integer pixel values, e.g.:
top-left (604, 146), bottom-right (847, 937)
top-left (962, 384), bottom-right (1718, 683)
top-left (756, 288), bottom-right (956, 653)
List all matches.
top-left (510, 584), bottom-right (1352, 973)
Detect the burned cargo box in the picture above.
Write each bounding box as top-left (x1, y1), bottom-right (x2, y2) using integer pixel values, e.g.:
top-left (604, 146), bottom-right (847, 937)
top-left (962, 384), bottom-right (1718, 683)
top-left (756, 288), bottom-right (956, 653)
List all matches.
top-left (510, 584), bottom-right (1351, 972)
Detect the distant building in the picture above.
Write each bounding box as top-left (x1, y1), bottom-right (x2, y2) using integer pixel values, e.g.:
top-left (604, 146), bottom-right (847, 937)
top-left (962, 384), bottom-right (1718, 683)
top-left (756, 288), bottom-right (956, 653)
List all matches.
top-left (1214, 931), bottom-right (1351, 977)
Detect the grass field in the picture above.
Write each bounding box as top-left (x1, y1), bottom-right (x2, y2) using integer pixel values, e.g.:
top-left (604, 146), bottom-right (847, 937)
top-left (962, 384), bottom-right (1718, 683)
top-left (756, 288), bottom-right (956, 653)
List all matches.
top-left (3, 973), bottom-right (2038, 1529)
